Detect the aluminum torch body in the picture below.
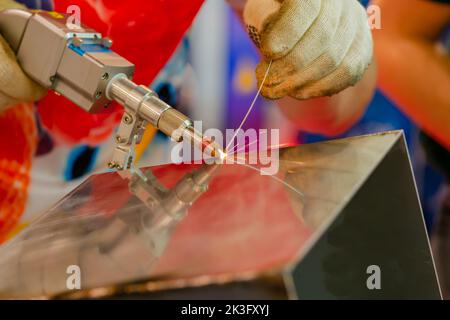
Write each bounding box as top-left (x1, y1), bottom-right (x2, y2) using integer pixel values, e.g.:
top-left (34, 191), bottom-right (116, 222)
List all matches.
top-left (0, 9), bottom-right (221, 170)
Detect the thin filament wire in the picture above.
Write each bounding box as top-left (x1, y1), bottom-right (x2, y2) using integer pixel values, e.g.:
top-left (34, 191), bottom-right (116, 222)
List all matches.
top-left (230, 155), bottom-right (305, 198)
top-left (223, 60), bottom-right (305, 199)
top-left (225, 60), bottom-right (273, 154)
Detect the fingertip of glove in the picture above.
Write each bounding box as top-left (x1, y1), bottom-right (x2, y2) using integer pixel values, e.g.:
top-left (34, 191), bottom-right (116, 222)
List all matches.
top-left (260, 85), bottom-right (286, 100)
top-left (260, 92), bottom-right (280, 101)
top-left (260, 36), bottom-right (291, 61)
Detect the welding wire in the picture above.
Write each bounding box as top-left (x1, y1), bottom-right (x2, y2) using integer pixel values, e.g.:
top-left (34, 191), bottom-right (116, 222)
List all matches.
top-left (134, 60), bottom-right (272, 164)
top-left (225, 60), bottom-right (273, 154)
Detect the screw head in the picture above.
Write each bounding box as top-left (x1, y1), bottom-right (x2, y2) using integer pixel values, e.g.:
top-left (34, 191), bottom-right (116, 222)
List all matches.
top-left (102, 38), bottom-right (113, 48)
top-left (123, 114), bottom-right (133, 124)
top-left (115, 135), bottom-right (124, 143)
top-left (102, 73), bottom-right (109, 80)
top-left (108, 161), bottom-right (116, 169)
top-left (95, 91), bottom-right (102, 99)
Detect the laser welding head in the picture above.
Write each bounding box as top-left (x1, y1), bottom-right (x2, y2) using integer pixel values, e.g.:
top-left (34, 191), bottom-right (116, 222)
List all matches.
top-left (0, 9), bottom-right (135, 112)
top-left (0, 9), bottom-right (223, 170)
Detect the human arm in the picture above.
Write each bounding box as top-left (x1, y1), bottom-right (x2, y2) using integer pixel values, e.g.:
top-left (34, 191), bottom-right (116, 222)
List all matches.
top-left (371, 0), bottom-right (450, 149)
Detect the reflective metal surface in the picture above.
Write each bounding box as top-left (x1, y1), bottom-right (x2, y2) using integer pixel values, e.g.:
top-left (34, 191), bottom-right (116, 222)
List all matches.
top-left (0, 131), bottom-right (441, 299)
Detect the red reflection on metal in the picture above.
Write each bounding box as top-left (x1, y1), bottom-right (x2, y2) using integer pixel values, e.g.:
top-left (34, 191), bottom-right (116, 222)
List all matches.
top-left (151, 164), bottom-right (311, 278)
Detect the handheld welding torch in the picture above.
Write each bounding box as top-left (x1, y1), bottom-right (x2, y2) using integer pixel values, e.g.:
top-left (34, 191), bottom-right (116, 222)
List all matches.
top-left (0, 9), bottom-right (222, 170)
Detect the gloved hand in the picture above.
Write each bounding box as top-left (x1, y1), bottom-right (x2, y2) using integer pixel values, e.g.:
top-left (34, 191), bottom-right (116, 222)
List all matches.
top-left (0, 0), bottom-right (46, 112)
top-left (244, 0), bottom-right (373, 100)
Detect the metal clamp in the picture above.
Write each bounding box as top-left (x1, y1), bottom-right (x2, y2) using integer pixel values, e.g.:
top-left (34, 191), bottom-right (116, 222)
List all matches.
top-left (108, 112), bottom-right (147, 171)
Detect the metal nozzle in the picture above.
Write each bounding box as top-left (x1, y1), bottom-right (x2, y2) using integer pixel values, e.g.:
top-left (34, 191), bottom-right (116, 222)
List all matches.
top-left (107, 74), bottom-right (224, 162)
top-left (181, 126), bottom-right (224, 160)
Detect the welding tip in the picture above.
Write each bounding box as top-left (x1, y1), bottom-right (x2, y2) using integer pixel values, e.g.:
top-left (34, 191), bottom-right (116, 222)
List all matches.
top-left (182, 126), bottom-right (225, 162)
top-left (201, 138), bottom-right (217, 158)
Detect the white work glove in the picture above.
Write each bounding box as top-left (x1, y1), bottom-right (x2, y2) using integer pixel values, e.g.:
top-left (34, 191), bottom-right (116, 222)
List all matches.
top-left (0, 0), bottom-right (46, 112)
top-left (244, 0), bottom-right (373, 100)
